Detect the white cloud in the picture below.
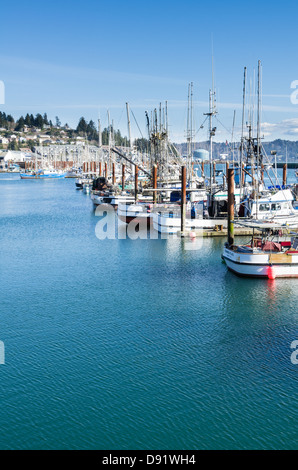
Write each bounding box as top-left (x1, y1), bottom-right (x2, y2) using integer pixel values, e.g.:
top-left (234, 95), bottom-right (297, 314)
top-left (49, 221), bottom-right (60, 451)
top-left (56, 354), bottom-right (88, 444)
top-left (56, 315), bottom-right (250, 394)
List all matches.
top-left (260, 118), bottom-right (298, 138)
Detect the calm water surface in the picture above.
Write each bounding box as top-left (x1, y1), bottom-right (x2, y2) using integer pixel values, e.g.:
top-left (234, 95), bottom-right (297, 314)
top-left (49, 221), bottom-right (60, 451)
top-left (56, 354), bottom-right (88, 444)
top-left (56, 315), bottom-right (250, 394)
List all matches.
top-left (0, 172), bottom-right (297, 450)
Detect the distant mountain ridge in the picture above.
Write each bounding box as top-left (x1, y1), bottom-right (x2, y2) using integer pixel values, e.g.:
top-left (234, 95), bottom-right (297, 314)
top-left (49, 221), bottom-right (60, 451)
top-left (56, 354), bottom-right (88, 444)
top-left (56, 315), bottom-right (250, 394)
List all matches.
top-left (174, 140), bottom-right (298, 161)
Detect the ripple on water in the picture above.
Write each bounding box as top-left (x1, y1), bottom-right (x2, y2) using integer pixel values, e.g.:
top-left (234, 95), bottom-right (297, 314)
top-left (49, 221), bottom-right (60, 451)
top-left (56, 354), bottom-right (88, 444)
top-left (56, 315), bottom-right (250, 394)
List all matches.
top-left (0, 174), bottom-right (297, 449)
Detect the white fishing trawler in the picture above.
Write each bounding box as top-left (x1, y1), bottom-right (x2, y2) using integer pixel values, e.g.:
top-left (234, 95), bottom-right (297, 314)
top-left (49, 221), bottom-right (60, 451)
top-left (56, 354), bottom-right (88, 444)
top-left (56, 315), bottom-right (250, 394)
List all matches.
top-left (241, 189), bottom-right (298, 224)
top-left (222, 221), bottom-right (298, 278)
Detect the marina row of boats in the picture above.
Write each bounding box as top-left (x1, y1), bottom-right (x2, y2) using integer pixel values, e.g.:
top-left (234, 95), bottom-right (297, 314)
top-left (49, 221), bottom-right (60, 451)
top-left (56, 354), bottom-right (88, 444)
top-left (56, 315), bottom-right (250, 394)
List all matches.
top-left (20, 61), bottom-right (298, 278)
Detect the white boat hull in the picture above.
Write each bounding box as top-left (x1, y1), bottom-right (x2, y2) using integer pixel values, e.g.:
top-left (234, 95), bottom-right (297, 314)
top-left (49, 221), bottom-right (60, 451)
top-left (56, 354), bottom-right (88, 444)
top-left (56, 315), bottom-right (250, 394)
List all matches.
top-left (222, 245), bottom-right (298, 278)
top-left (152, 212), bottom-right (228, 233)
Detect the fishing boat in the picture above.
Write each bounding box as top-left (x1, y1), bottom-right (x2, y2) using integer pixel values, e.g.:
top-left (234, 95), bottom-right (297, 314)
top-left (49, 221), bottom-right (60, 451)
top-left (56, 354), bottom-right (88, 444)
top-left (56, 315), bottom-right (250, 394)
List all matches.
top-left (20, 169), bottom-right (65, 179)
top-left (75, 175), bottom-right (93, 189)
top-left (240, 188), bottom-right (298, 224)
top-left (117, 202), bottom-right (154, 227)
top-left (90, 176), bottom-right (135, 207)
top-left (222, 221), bottom-right (298, 278)
top-left (65, 168), bottom-right (82, 178)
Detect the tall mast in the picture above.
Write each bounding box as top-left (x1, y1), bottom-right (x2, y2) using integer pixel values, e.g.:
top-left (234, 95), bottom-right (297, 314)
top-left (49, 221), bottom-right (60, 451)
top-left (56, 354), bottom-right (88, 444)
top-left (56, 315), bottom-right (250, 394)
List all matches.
top-left (240, 67), bottom-right (247, 198)
top-left (204, 48), bottom-right (217, 192)
top-left (98, 118), bottom-right (102, 148)
top-left (126, 102), bottom-right (132, 153)
top-left (107, 110), bottom-right (111, 174)
top-left (231, 110), bottom-right (236, 168)
top-left (204, 86), bottom-right (216, 189)
top-left (165, 100), bottom-right (168, 136)
top-left (187, 83), bottom-right (190, 164)
top-left (165, 101), bottom-right (169, 185)
top-left (256, 60), bottom-right (262, 219)
top-left (187, 83), bottom-right (194, 183)
top-left (257, 60), bottom-right (261, 171)
top-left (98, 118), bottom-right (102, 169)
top-left (190, 82), bottom-right (193, 183)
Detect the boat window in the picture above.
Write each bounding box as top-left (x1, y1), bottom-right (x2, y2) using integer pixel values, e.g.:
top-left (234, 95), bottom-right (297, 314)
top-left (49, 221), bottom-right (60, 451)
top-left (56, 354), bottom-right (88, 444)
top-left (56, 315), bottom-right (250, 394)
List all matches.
top-left (259, 203), bottom-right (270, 211)
top-left (271, 203), bottom-right (281, 211)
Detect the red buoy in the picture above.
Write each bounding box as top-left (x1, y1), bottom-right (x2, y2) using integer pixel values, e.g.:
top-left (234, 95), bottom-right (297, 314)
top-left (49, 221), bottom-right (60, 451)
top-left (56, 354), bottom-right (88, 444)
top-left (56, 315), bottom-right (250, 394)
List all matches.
top-left (267, 265), bottom-right (276, 280)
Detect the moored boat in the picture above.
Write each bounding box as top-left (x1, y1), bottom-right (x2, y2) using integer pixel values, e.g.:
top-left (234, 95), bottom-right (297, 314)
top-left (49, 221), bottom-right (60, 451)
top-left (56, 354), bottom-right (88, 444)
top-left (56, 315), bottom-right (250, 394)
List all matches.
top-left (75, 174), bottom-right (93, 189)
top-left (222, 221), bottom-right (298, 278)
top-left (118, 203), bottom-right (153, 228)
top-left (20, 169), bottom-right (65, 179)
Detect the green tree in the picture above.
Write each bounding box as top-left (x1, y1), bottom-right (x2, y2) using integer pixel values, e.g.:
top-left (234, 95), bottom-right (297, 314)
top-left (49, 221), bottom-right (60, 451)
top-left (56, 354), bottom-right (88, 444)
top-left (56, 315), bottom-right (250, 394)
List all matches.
top-left (134, 137), bottom-right (149, 153)
top-left (8, 139), bottom-right (19, 150)
top-left (34, 113), bottom-right (44, 129)
top-left (86, 120), bottom-right (98, 141)
top-left (26, 140), bottom-right (36, 151)
top-left (6, 115), bottom-right (15, 130)
top-left (76, 117), bottom-right (88, 135)
top-left (43, 113), bottom-right (49, 125)
top-left (15, 116), bottom-right (25, 132)
top-left (24, 113), bottom-right (31, 126)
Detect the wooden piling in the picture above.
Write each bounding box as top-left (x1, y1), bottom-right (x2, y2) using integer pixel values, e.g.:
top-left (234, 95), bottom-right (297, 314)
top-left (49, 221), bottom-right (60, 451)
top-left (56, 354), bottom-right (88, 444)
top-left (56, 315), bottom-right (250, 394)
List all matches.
top-left (283, 163), bottom-right (287, 186)
top-left (181, 165), bottom-right (186, 236)
top-left (261, 163), bottom-right (264, 184)
top-left (99, 162), bottom-right (102, 176)
top-left (122, 164), bottom-right (125, 191)
top-left (227, 168), bottom-right (235, 247)
top-left (135, 165), bottom-right (138, 201)
top-left (105, 162), bottom-right (107, 178)
top-left (112, 162), bottom-right (115, 185)
top-left (153, 164), bottom-right (157, 203)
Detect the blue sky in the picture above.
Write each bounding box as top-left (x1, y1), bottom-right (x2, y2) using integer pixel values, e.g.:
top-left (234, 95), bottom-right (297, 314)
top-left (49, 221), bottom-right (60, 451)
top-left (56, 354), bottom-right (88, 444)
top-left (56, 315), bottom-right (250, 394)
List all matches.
top-left (1, 0), bottom-right (298, 142)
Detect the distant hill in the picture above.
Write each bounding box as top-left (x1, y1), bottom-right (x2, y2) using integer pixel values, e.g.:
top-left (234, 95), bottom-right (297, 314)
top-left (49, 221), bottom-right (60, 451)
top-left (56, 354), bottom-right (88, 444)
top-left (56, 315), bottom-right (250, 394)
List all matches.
top-left (175, 140), bottom-right (298, 162)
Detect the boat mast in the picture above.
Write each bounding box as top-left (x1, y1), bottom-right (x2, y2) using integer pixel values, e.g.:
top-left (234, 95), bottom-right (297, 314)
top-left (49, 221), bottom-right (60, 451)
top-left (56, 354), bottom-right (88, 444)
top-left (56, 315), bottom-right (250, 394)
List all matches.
top-left (190, 83), bottom-right (194, 184)
top-left (187, 83), bottom-right (194, 184)
top-left (256, 60), bottom-right (262, 219)
top-left (126, 102), bottom-right (132, 153)
top-left (207, 86), bottom-right (216, 188)
top-left (231, 110), bottom-right (236, 168)
top-left (240, 67), bottom-right (247, 200)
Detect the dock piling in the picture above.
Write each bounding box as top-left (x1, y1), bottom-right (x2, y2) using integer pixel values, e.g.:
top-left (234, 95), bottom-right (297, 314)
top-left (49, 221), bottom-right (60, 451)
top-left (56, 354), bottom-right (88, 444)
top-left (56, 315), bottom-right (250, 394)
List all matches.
top-left (227, 168), bottom-right (235, 247)
top-left (181, 165), bottom-right (186, 236)
top-left (283, 163), bottom-right (287, 186)
top-left (153, 164), bottom-right (157, 203)
top-left (122, 164), bottom-right (125, 191)
top-left (135, 165), bottom-right (138, 201)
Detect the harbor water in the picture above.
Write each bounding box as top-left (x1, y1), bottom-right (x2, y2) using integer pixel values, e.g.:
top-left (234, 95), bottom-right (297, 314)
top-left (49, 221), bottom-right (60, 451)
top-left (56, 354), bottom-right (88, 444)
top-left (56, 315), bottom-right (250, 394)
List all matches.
top-left (0, 173), bottom-right (297, 449)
